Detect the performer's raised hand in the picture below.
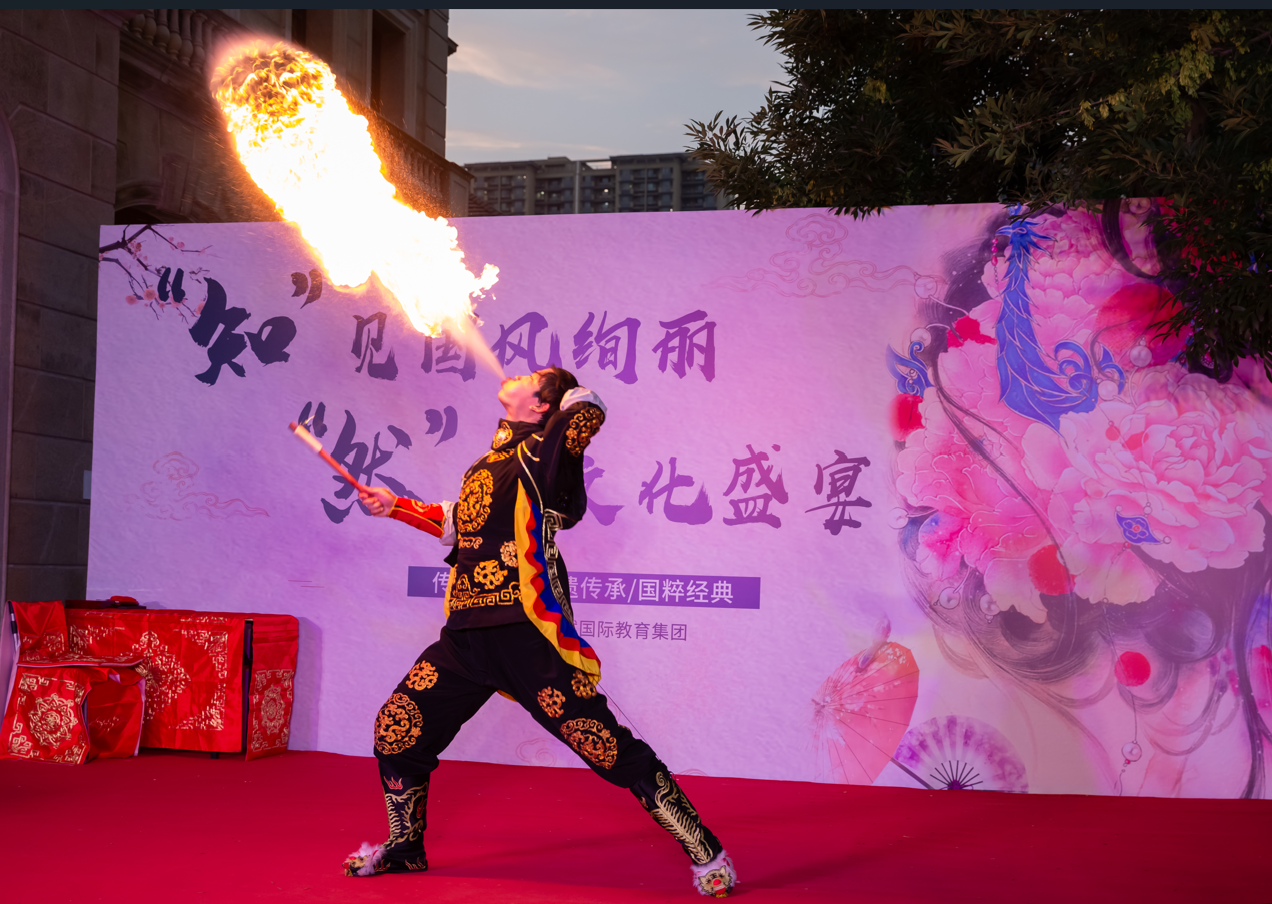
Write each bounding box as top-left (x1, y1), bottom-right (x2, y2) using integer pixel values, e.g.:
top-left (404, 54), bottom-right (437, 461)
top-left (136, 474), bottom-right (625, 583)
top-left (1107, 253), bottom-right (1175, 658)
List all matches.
top-left (359, 486), bottom-right (397, 517)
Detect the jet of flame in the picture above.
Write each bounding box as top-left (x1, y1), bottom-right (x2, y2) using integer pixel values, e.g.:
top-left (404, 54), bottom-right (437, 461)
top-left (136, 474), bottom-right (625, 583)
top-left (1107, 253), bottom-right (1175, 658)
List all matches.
top-left (211, 43), bottom-right (498, 338)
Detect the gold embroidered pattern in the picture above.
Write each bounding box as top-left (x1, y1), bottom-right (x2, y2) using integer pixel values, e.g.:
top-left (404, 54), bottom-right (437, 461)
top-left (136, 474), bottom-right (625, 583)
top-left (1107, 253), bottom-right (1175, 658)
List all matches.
top-left (459, 535), bottom-right (482, 549)
top-left (537, 687), bottom-right (566, 718)
top-left (172, 627), bottom-right (231, 731)
top-left (129, 631), bottom-right (192, 724)
top-left (29, 695), bottom-right (77, 747)
top-left (565, 406), bottom-right (604, 457)
top-left (487, 448), bottom-right (515, 463)
top-left (248, 668), bottom-right (294, 755)
top-left (491, 423), bottom-right (513, 449)
top-left (646, 770), bottom-right (713, 864)
top-left (384, 781), bottom-right (428, 846)
top-left (448, 574), bottom-right (520, 609)
top-left (571, 669), bottom-right (597, 698)
top-left (560, 718), bottom-right (618, 769)
top-left (7, 672), bottom-right (90, 762)
top-left (405, 660), bottom-right (439, 691)
top-left (374, 693), bottom-right (422, 755)
top-left (457, 469), bottom-right (493, 532)
top-left (473, 559), bottom-right (508, 590)
top-left (500, 540), bottom-right (518, 567)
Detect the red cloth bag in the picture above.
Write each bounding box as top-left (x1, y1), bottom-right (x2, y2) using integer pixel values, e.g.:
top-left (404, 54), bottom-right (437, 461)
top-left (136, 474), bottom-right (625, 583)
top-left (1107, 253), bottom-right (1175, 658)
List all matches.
top-left (85, 667), bottom-right (146, 759)
top-left (1, 662), bottom-right (146, 764)
top-left (66, 609), bottom-right (247, 752)
top-left (12, 600), bottom-right (70, 662)
top-left (1, 664), bottom-right (93, 763)
top-left (4, 602), bottom-right (147, 763)
top-left (245, 615), bottom-right (298, 760)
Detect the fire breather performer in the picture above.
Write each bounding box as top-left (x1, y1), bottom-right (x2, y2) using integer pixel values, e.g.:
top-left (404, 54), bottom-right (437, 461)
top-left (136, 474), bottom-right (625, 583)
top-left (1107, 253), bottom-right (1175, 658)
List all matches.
top-left (343, 367), bottom-right (736, 897)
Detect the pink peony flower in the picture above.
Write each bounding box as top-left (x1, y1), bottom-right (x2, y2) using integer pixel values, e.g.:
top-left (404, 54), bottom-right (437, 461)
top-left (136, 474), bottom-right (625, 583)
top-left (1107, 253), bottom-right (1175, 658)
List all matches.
top-left (1023, 365), bottom-right (1272, 604)
top-left (896, 381), bottom-right (1056, 621)
top-left (900, 207), bottom-right (1256, 617)
top-left (894, 207), bottom-right (1257, 620)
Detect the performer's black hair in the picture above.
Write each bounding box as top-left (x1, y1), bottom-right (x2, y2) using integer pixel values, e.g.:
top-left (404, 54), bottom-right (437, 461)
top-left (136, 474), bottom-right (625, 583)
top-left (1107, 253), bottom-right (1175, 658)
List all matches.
top-left (534, 366), bottom-right (579, 424)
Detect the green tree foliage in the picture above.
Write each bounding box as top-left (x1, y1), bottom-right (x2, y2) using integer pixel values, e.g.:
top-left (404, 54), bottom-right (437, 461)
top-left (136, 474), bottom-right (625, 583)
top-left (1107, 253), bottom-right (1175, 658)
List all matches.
top-left (688, 10), bottom-right (1272, 373)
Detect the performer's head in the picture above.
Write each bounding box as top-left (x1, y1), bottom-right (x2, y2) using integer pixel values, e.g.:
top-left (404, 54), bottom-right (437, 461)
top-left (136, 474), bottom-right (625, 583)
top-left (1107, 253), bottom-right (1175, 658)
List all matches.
top-left (498, 366), bottom-right (579, 424)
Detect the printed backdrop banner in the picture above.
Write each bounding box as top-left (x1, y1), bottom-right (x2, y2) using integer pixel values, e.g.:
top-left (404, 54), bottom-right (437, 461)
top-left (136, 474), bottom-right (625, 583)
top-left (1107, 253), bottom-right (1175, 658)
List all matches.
top-left (91, 205), bottom-right (1272, 798)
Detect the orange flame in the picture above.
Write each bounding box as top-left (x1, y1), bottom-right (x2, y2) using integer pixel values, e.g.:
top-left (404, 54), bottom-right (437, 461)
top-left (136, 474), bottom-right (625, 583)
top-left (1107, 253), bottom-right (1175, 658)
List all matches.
top-left (211, 43), bottom-right (498, 338)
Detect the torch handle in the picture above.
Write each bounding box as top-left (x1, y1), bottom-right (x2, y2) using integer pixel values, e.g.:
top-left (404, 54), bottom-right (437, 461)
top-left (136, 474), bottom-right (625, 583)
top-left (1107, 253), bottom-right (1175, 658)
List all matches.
top-left (289, 421), bottom-right (373, 495)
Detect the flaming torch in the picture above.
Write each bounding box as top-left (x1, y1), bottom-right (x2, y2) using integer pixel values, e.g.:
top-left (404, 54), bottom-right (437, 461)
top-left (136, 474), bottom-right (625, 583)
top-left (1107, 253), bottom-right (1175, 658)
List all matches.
top-left (211, 43), bottom-right (498, 338)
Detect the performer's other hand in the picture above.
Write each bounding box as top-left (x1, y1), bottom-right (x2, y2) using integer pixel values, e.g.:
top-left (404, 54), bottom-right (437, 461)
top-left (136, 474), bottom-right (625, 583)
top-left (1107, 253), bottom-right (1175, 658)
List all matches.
top-left (359, 486), bottom-right (397, 517)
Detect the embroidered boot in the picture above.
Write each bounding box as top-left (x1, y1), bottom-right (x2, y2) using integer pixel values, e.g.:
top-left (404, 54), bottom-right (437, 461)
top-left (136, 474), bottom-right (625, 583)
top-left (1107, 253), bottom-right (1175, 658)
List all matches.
top-left (629, 761), bottom-right (737, 897)
top-left (343, 770), bottom-right (430, 876)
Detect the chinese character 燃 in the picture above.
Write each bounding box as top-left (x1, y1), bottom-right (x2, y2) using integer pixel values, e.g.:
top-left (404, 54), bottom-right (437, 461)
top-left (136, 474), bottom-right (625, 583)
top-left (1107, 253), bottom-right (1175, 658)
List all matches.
top-left (652, 310), bottom-right (716, 381)
top-left (491, 312), bottom-right (562, 372)
top-left (639, 458), bottom-right (713, 525)
top-left (573, 311), bottom-right (641, 384)
top-left (722, 444), bottom-right (788, 528)
top-left (807, 451), bottom-right (872, 534)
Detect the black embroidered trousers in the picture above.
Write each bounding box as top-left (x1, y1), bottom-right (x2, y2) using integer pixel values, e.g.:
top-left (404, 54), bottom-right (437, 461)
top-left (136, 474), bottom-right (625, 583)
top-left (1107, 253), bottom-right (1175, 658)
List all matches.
top-left (373, 621), bottom-right (657, 787)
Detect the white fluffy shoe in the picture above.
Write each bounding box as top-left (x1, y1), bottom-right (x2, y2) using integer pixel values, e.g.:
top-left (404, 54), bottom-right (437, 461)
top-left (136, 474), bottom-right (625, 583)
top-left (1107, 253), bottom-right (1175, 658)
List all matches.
top-left (692, 850), bottom-right (737, 897)
top-left (343, 842), bottom-right (386, 877)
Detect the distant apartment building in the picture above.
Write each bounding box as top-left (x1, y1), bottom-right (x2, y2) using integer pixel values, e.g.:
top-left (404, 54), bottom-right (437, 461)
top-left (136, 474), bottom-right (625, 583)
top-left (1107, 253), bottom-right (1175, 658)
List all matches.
top-left (464, 153), bottom-right (729, 216)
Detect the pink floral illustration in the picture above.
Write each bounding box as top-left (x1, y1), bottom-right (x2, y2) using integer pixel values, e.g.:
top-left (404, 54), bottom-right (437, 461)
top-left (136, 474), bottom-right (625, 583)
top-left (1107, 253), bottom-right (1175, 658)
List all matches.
top-left (894, 207), bottom-right (1272, 618)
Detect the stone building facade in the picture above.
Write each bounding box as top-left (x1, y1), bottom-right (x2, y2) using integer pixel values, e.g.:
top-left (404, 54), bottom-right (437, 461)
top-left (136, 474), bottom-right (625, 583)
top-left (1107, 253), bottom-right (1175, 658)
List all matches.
top-left (0, 9), bottom-right (470, 602)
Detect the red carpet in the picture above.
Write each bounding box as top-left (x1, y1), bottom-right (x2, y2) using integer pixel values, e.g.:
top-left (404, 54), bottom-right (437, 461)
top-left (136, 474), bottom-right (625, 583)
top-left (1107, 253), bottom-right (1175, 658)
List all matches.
top-left (2, 750), bottom-right (1269, 903)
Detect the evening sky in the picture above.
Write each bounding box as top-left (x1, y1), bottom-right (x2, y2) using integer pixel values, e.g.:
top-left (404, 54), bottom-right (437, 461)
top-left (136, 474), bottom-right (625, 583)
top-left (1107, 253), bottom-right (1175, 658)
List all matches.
top-left (447, 9), bottom-right (784, 164)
